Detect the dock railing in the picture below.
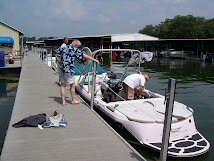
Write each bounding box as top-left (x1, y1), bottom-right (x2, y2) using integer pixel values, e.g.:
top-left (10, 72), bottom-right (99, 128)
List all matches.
top-left (33, 47), bottom-right (55, 71)
top-left (34, 46), bottom-right (179, 160)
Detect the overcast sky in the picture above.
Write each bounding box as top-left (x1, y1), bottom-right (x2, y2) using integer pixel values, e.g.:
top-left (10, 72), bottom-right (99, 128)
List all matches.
top-left (0, 0), bottom-right (214, 39)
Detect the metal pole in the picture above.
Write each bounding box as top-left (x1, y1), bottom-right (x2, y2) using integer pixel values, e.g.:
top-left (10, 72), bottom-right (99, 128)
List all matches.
top-left (160, 78), bottom-right (176, 161)
top-left (50, 50), bottom-right (52, 68)
top-left (44, 49), bottom-right (48, 65)
top-left (42, 49), bottom-right (44, 61)
top-left (46, 49), bottom-right (48, 65)
top-left (90, 62), bottom-right (97, 109)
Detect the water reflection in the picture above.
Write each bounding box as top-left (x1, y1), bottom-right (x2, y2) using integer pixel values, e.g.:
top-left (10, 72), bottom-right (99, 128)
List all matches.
top-left (143, 58), bottom-right (214, 85)
top-left (105, 57), bottom-right (214, 85)
top-left (0, 77), bottom-right (19, 154)
top-left (0, 83), bottom-right (18, 98)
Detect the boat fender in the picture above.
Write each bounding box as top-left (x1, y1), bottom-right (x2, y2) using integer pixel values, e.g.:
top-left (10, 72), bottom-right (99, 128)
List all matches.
top-left (112, 52), bottom-right (117, 61)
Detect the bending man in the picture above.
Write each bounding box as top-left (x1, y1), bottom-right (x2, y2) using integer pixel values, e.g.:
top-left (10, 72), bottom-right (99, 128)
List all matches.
top-left (55, 39), bottom-right (100, 105)
top-left (122, 73), bottom-right (149, 100)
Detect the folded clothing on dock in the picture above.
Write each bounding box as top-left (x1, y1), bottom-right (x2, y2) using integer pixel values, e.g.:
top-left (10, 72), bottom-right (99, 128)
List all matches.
top-left (12, 113), bottom-right (46, 128)
top-left (43, 111), bottom-right (67, 128)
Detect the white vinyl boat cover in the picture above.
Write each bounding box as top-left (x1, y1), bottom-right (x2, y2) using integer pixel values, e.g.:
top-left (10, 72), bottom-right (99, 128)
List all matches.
top-left (114, 99), bottom-right (193, 123)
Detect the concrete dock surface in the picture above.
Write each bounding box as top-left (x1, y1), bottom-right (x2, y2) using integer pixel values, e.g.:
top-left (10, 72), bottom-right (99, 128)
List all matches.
top-left (1, 52), bottom-right (145, 161)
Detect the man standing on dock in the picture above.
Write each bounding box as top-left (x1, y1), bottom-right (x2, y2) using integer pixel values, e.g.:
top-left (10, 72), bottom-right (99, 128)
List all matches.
top-left (55, 37), bottom-right (69, 85)
top-left (55, 39), bottom-right (100, 105)
top-left (61, 37), bottom-right (68, 48)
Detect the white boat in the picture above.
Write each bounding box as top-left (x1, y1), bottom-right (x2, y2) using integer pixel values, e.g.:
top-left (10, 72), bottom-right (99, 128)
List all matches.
top-left (170, 50), bottom-right (189, 58)
top-left (141, 51), bottom-right (153, 62)
top-left (160, 49), bottom-right (174, 57)
top-left (74, 48), bottom-right (210, 157)
top-left (160, 49), bottom-right (189, 58)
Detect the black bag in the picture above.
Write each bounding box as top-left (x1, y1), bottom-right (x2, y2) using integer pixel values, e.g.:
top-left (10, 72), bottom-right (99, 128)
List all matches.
top-left (103, 92), bottom-right (116, 103)
top-left (12, 113), bottom-right (46, 128)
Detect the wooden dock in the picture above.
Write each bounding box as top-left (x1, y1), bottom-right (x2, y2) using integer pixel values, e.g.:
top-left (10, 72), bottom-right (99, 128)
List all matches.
top-left (0, 52), bottom-right (145, 161)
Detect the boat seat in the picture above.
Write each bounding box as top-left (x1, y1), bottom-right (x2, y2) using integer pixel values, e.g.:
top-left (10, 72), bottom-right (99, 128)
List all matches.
top-left (115, 100), bottom-right (165, 123)
top-left (154, 100), bottom-right (193, 120)
top-left (112, 98), bottom-right (193, 123)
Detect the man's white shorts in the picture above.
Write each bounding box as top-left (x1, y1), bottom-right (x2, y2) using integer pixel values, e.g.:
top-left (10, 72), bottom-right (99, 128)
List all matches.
top-left (59, 73), bottom-right (75, 85)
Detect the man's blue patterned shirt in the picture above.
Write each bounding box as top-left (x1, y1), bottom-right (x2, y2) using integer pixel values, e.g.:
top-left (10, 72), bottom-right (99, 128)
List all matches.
top-left (55, 45), bottom-right (85, 75)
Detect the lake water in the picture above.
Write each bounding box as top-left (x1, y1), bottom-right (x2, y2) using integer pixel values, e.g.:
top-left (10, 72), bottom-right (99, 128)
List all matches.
top-left (0, 57), bottom-right (213, 160)
top-left (104, 57), bottom-right (214, 161)
top-left (0, 77), bottom-right (19, 155)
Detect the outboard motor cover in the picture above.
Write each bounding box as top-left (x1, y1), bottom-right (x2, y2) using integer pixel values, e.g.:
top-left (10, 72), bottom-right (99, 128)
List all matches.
top-left (107, 79), bottom-right (122, 94)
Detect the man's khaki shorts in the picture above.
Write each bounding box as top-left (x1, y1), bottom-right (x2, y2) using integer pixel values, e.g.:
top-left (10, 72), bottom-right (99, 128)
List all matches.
top-left (122, 83), bottom-right (134, 100)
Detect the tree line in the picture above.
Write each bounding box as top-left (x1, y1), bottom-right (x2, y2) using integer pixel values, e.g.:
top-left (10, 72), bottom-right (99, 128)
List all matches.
top-left (139, 15), bottom-right (214, 39)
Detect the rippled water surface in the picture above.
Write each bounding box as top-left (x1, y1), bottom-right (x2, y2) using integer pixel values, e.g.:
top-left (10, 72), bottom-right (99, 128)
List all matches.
top-left (104, 57), bottom-right (214, 161)
top-left (1, 57), bottom-right (214, 160)
top-left (0, 77), bottom-right (18, 154)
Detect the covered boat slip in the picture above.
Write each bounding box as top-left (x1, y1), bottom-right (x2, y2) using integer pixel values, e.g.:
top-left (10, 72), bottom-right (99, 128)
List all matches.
top-left (0, 52), bottom-right (144, 161)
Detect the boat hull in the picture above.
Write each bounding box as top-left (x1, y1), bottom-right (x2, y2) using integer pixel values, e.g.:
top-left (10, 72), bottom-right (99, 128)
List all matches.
top-left (75, 85), bottom-right (210, 157)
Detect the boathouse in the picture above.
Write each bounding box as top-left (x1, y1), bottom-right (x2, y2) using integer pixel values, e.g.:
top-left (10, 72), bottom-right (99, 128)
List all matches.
top-left (0, 21), bottom-right (24, 52)
top-left (28, 33), bottom-right (214, 59)
top-left (41, 33), bottom-right (159, 51)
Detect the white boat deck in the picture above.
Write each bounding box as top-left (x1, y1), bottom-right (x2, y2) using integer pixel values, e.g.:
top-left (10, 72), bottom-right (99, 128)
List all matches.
top-left (80, 81), bottom-right (192, 124)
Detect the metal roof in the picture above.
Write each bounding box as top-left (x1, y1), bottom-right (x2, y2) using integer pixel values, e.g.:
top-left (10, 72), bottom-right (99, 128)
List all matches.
top-left (111, 33), bottom-right (158, 42)
top-left (26, 41), bottom-right (44, 44)
top-left (71, 33), bottom-right (158, 42)
top-left (0, 21), bottom-right (24, 36)
top-left (71, 34), bottom-right (111, 39)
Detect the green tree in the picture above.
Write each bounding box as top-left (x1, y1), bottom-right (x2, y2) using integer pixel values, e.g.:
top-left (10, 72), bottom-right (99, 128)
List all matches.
top-left (156, 18), bottom-right (172, 38)
top-left (203, 18), bottom-right (214, 38)
top-left (139, 15), bottom-right (214, 39)
top-left (139, 24), bottom-right (156, 36)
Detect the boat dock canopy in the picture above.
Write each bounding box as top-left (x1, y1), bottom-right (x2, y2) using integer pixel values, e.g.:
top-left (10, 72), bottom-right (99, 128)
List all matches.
top-left (111, 33), bottom-right (159, 42)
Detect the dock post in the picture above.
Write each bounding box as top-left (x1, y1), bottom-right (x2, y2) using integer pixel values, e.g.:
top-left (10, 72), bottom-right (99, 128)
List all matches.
top-left (50, 50), bottom-right (52, 67)
top-left (90, 62), bottom-right (97, 109)
top-left (160, 78), bottom-right (176, 161)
